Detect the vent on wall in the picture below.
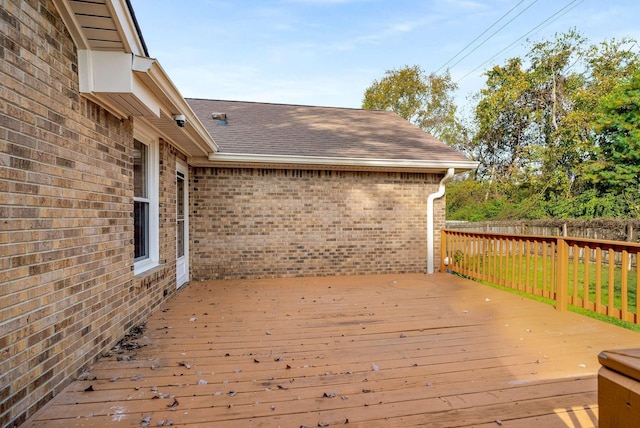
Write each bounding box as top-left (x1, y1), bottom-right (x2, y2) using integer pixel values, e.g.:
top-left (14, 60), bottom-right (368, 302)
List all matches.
top-left (212, 113), bottom-right (227, 125)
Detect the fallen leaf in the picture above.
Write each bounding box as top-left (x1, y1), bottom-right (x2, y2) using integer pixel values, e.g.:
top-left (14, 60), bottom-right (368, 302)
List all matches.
top-left (372, 364), bottom-right (379, 371)
top-left (84, 385), bottom-right (94, 392)
top-left (167, 398), bottom-right (179, 408)
top-left (179, 361), bottom-right (191, 369)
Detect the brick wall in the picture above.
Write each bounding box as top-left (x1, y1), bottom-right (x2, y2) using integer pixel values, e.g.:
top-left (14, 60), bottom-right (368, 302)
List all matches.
top-left (0, 2), bottom-right (179, 426)
top-left (191, 168), bottom-right (445, 279)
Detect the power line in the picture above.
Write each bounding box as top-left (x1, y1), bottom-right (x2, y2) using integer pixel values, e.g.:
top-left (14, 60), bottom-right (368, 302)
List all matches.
top-left (441, 0), bottom-right (540, 73)
top-left (456, 0), bottom-right (584, 83)
top-left (436, 0), bottom-right (529, 73)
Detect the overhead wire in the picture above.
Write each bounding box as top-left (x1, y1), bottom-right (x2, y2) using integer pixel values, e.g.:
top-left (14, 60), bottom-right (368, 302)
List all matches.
top-left (456, 0), bottom-right (584, 83)
top-left (441, 0), bottom-right (540, 73)
top-left (435, 0), bottom-right (529, 73)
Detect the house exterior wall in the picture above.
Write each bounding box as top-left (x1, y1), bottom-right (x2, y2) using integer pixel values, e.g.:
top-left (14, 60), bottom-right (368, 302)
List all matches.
top-left (191, 168), bottom-right (445, 279)
top-left (0, 2), bottom-right (180, 426)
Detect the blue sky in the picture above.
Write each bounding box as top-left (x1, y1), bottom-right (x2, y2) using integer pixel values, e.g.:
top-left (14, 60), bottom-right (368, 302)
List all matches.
top-left (130, 0), bottom-right (640, 114)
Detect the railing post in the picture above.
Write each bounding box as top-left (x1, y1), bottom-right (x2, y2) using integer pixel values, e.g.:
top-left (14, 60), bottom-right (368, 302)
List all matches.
top-left (440, 230), bottom-right (447, 273)
top-left (556, 238), bottom-right (569, 311)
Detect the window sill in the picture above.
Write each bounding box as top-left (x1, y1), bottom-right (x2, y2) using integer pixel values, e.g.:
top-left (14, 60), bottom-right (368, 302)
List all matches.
top-left (134, 259), bottom-right (160, 277)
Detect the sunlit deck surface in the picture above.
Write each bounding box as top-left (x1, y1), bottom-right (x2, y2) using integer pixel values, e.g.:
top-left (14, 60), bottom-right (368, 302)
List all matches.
top-left (26, 273), bottom-right (640, 427)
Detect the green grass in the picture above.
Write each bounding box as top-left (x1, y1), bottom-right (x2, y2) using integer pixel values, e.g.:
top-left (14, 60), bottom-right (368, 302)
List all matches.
top-left (566, 260), bottom-right (638, 313)
top-left (450, 251), bottom-right (640, 327)
top-left (451, 271), bottom-right (640, 333)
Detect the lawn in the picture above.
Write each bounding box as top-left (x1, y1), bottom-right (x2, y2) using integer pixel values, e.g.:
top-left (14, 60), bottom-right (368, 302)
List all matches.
top-left (452, 249), bottom-right (639, 317)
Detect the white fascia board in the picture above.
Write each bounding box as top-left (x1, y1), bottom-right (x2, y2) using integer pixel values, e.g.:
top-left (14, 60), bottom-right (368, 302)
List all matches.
top-left (131, 74), bottom-right (161, 117)
top-left (51, 0), bottom-right (89, 50)
top-left (208, 152), bottom-right (479, 172)
top-left (106, 0), bottom-right (147, 56)
top-left (135, 59), bottom-right (219, 154)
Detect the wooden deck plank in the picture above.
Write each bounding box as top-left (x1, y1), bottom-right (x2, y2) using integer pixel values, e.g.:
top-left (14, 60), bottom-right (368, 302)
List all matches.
top-left (24, 273), bottom-right (640, 427)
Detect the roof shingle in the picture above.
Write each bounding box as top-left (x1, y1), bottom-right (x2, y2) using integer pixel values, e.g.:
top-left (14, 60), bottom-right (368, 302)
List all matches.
top-left (187, 99), bottom-right (472, 164)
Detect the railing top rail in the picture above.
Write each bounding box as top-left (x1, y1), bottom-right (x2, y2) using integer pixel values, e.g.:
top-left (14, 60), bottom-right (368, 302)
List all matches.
top-left (562, 236), bottom-right (640, 251)
top-left (443, 229), bottom-right (640, 251)
top-left (443, 229), bottom-right (558, 243)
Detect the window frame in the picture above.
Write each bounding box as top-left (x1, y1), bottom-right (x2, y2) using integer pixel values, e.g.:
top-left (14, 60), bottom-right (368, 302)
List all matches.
top-left (133, 124), bottom-right (159, 275)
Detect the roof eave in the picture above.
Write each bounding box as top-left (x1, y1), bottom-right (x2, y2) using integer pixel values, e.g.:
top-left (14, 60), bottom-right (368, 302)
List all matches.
top-left (201, 152), bottom-right (478, 173)
top-left (133, 59), bottom-right (219, 155)
top-left (52, 0), bottom-right (218, 158)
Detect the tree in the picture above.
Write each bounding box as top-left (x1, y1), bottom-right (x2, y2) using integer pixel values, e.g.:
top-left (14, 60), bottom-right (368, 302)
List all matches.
top-left (552, 36), bottom-right (640, 199)
top-left (362, 65), bottom-right (465, 147)
top-left (471, 57), bottom-right (536, 188)
top-left (468, 30), bottom-right (640, 219)
top-left (583, 70), bottom-right (640, 216)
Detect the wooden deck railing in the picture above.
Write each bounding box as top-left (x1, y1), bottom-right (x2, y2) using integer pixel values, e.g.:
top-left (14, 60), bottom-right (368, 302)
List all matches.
top-left (441, 229), bottom-right (640, 325)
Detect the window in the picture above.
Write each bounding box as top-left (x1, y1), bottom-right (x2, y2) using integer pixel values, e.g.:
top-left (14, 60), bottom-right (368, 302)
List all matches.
top-left (133, 137), bottom-right (159, 274)
top-left (133, 140), bottom-right (149, 261)
top-left (176, 170), bottom-right (185, 259)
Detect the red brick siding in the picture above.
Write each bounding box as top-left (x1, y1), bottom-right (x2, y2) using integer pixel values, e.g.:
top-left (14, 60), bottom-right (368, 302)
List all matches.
top-left (0, 2), bottom-right (179, 426)
top-left (191, 168), bottom-right (445, 279)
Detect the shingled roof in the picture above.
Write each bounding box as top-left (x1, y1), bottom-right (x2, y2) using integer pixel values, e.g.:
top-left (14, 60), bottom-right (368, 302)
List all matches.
top-left (187, 98), bottom-right (477, 172)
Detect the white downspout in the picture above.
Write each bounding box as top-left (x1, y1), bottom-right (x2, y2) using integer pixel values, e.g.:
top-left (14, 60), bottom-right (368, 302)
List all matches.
top-left (427, 168), bottom-right (455, 274)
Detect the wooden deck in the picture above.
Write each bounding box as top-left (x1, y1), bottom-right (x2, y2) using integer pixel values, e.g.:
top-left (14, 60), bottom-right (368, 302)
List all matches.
top-left (25, 273), bottom-right (640, 427)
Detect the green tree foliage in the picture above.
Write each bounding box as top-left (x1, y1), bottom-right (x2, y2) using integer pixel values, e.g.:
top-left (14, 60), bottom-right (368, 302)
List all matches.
top-left (362, 65), bottom-right (465, 147)
top-left (471, 57), bottom-right (535, 185)
top-left (452, 30), bottom-right (640, 221)
top-left (364, 32), bottom-right (640, 221)
top-left (583, 70), bottom-right (640, 216)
